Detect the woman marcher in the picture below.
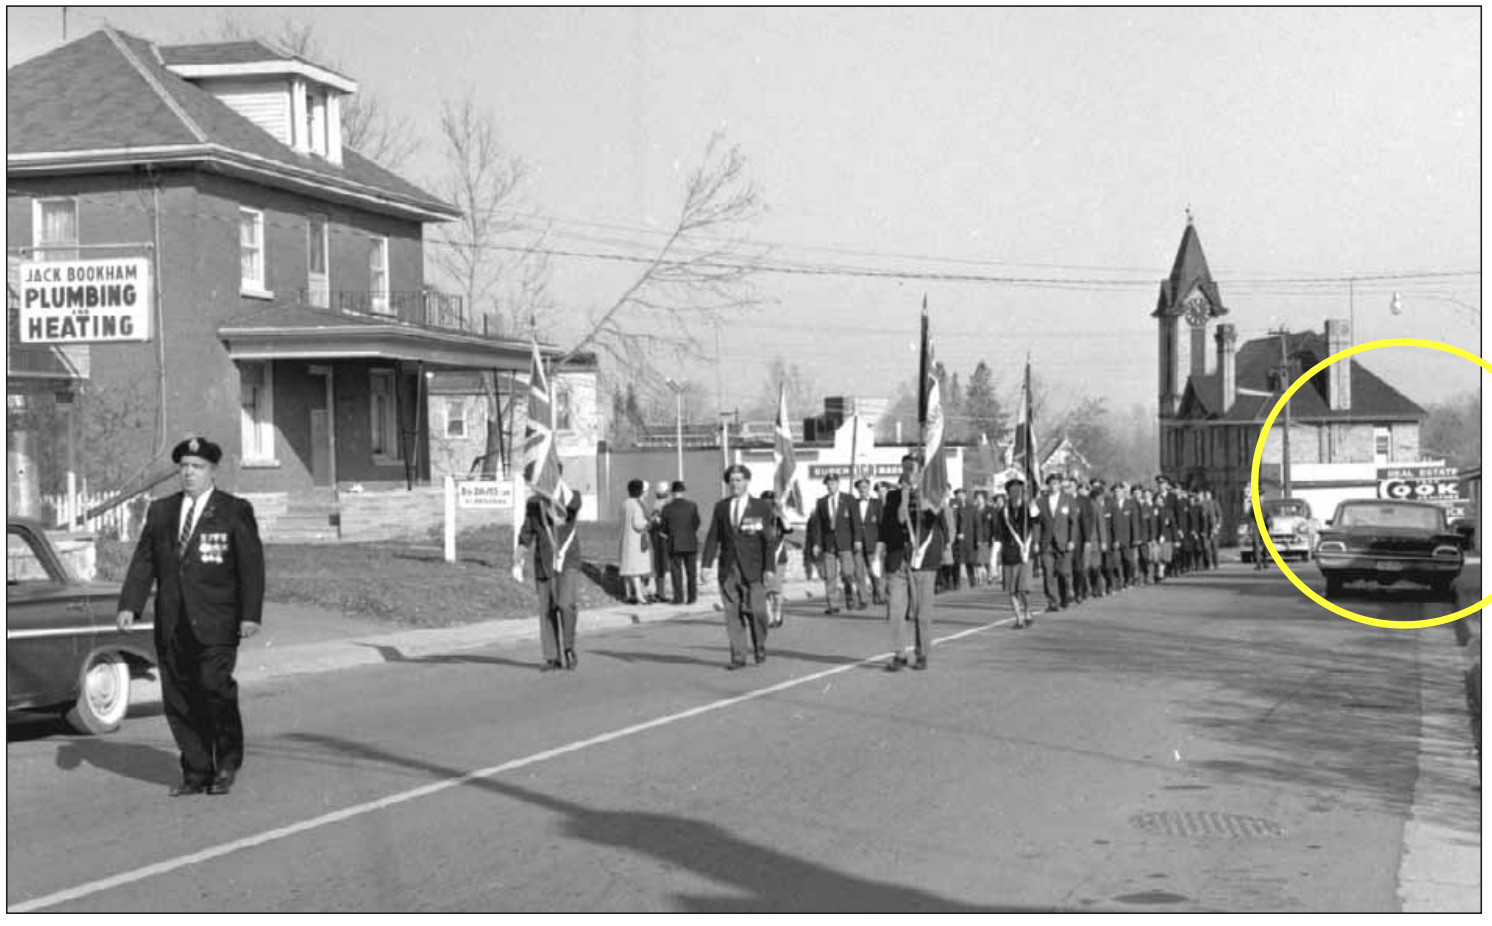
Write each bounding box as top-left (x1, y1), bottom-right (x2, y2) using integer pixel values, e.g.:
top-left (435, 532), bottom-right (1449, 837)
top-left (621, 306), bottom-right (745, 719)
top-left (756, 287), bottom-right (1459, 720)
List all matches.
top-left (619, 479), bottom-right (652, 603)
top-left (761, 491), bottom-right (793, 627)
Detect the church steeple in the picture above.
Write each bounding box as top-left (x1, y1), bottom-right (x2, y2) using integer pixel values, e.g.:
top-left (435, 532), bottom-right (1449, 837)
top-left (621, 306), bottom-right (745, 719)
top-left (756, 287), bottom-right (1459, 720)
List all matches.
top-left (1156, 215), bottom-right (1228, 418)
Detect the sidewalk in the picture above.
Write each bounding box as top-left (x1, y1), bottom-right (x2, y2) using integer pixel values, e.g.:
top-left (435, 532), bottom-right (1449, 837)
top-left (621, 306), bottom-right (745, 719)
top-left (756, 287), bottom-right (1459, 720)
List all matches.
top-left (129, 577), bottom-right (830, 705)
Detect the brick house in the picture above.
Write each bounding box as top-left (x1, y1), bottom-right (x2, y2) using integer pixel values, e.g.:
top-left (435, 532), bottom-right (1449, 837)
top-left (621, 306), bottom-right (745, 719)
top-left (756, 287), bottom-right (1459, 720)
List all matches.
top-left (7, 28), bottom-right (558, 539)
top-left (1154, 218), bottom-right (1427, 538)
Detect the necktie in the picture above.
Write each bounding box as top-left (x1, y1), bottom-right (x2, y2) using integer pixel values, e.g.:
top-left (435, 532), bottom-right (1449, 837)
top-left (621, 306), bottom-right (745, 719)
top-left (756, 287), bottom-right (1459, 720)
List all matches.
top-left (178, 498), bottom-right (195, 556)
top-left (733, 498), bottom-right (743, 528)
top-left (829, 496), bottom-right (836, 523)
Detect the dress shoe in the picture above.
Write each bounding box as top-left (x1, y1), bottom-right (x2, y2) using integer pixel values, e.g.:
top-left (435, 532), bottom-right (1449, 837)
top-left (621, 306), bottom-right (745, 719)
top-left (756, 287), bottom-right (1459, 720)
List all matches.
top-left (687, 597), bottom-right (698, 604)
top-left (754, 649), bottom-right (766, 665)
top-left (541, 660), bottom-right (563, 672)
top-left (726, 660), bottom-right (747, 671)
top-left (913, 655), bottom-right (928, 670)
top-left (207, 769), bottom-right (237, 795)
top-left (825, 606), bottom-right (840, 615)
top-left (169, 778), bottom-right (208, 797)
top-left (885, 655), bottom-right (908, 672)
top-left (564, 649), bottom-right (578, 670)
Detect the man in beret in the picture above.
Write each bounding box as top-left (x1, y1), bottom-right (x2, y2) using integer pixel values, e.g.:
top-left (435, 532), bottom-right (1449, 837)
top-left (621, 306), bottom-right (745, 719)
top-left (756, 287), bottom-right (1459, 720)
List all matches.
top-left (117, 436), bottom-right (265, 797)
top-left (701, 464), bottom-right (777, 669)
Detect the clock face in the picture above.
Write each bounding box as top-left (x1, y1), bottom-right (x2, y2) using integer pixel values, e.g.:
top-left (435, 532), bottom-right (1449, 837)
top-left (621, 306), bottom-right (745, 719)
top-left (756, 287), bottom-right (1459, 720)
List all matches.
top-left (1183, 295), bottom-right (1209, 327)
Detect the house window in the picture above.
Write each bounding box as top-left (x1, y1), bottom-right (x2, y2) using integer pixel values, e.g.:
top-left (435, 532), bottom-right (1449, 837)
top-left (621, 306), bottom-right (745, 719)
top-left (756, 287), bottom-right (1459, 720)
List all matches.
top-left (445, 398), bottom-right (467, 438)
top-left (307, 214), bottom-right (329, 307)
top-left (370, 369), bottom-right (399, 459)
top-left (33, 198), bottom-right (78, 260)
top-left (1374, 425), bottom-right (1391, 465)
top-left (306, 89), bottom-right (327, 157)
top-left (369, 236), bottom-right (389, 313)
top-left (240, 207), bottom-right (266, 292)
top-left (239, 361), bottom-right (275, 463)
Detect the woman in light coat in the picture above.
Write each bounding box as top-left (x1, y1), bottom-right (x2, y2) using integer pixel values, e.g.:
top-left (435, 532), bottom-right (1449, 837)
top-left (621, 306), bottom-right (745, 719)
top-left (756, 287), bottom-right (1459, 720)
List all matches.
top-left (618, 479), bottom-right (651, 603)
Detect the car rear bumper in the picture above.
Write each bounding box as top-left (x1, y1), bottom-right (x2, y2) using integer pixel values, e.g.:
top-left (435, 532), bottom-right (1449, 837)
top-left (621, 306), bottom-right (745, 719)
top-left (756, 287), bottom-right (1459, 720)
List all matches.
top-left (1314, 552), bottom-right (1463, 581)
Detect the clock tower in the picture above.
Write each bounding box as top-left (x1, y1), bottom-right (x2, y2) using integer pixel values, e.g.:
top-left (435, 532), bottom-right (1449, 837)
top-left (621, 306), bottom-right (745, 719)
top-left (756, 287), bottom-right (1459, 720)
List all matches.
top-left (1154, 214), bottom-right (1228, 475)
top-left (1154, 214), bottom-right (1227, 417)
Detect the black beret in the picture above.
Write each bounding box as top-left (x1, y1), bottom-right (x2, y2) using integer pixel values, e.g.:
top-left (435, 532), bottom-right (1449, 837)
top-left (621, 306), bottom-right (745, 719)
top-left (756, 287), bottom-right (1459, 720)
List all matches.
top-left (823, 473), bottom-right (840, 484)
top-left (671, 480), bottom-right (686, 492)
top-left (171, 436), bottom-right (221, 465)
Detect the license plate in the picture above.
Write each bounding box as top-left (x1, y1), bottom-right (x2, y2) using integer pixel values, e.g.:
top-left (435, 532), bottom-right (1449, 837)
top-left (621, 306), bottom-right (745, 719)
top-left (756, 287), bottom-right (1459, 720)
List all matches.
top-left (1376, 561), bottom-right (1404, 572)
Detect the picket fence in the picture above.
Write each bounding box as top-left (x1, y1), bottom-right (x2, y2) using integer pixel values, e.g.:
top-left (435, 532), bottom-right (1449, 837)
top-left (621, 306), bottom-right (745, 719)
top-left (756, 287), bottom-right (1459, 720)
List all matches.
top-left (40, 487), bottom-right (142, 540)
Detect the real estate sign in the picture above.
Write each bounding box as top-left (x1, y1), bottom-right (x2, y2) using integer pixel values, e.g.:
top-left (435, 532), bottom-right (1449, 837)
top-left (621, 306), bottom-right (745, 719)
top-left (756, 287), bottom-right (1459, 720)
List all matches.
top-left (1378, 464), bottom-right (1469, 520)
top-left (18, 258), bottom-right (152, 343)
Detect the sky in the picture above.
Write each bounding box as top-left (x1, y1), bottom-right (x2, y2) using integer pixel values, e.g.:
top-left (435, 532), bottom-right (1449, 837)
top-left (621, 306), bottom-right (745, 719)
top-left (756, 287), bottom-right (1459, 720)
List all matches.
top-left (6, 5), bottom-right (1482, 429)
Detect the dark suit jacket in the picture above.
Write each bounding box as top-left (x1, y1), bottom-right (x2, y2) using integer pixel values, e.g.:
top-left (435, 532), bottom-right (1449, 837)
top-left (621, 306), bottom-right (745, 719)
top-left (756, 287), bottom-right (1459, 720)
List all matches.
top-left (853, 496), bottom-right (882, 551)
top-left (701, 495), bottom-right (777, 583)
top-left (956, 502), bottom-right (986, 559)
top-left (809, 491), bottom-right (861, 553)
top-left (1078, 494), bottom-right (1109, 548)
top-left (519, 491), bottom-right (583, 579)
top-left (1111, 496), bottom-right (1136, 547)
top-left (119, 489), bottom-right (265, 647)
top-left (660, 496), bottom-right (702, 554)
top-left (1036, 491), bottom-right (1079, 552)
top-left (877, 487), bottom-right (948, 573)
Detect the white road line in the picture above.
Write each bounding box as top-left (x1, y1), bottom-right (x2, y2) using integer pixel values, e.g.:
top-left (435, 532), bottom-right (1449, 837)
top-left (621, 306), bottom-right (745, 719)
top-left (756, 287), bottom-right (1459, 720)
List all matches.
top-left (10, 613), bottom-right (1015, 912)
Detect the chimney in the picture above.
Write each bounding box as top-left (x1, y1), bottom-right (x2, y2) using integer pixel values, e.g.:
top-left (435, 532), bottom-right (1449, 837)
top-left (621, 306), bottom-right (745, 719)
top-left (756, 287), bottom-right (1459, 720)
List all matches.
top-left (1215, 323), bottom-right (1238, 413)
top-left (1325, 318), bottom-right (1351, 410)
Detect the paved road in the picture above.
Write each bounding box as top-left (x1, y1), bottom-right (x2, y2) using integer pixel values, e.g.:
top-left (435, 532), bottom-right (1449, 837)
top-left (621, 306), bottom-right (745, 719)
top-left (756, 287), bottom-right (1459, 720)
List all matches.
top-left (6, 563), bottom-right (1479, 911)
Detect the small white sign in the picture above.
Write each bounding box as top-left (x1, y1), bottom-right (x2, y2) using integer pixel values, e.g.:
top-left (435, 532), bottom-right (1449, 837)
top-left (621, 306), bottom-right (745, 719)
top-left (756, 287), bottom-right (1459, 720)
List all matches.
top-left (457, 479), bottom-right (514, 509)
top-left (19, 258), bottom-right (153, 343)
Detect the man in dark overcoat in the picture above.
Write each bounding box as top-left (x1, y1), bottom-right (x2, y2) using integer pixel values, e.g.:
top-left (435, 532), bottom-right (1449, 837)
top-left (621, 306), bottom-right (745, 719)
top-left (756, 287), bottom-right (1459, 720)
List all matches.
top-left (661, 480), bottom-right (702, 604)
top-left (117, 437), bottom-right (264, 797)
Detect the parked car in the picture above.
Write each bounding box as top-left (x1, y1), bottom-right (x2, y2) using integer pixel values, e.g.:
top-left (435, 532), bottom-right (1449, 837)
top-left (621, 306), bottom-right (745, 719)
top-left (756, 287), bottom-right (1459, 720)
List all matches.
top-left (1240, 497), bottom-right (1318, 562)
top-left (7, 517), bottom-right (156, 733)
top-left (1313, 499), bottom-right (1466, 599)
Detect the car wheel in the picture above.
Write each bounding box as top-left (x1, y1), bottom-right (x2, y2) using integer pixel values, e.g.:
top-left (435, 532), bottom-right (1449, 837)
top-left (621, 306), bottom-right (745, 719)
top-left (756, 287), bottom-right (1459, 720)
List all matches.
top-left (64, 651), bottom-right (131, 735)
top-left (1325, 574), bottom-right (1343, 598)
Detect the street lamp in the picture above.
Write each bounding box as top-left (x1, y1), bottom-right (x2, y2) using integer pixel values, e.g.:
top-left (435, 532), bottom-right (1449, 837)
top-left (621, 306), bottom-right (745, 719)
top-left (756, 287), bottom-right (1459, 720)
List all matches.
top-left (665, 377), bottom-right (684, 483)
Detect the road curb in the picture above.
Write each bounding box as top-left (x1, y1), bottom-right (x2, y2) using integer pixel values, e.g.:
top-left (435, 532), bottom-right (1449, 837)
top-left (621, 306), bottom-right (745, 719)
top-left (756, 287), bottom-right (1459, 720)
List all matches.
top-left (129, 580), bottom-right (826, 706)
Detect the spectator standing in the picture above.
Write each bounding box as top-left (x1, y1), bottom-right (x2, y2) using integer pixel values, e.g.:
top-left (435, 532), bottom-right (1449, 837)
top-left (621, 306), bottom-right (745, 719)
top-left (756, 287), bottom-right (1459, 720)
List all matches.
top-left (661, 480), bottom-right (701, 604)
top-left (618, 479), bottom-right (651, 604)
top-left (647, 481), bottom-right (673, 603)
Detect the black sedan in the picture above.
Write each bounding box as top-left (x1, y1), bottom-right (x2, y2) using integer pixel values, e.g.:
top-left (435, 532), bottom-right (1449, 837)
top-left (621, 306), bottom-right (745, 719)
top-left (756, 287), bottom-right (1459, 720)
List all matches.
top-left (1313, 499), bottom-right (1467, 599)
top-left (7, 517), bottom-right (156, 733)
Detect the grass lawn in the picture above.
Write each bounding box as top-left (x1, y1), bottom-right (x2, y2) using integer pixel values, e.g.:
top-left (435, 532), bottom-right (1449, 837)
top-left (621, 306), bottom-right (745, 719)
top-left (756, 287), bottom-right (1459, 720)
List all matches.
top-left (97, 520), bottom-right (638, 629)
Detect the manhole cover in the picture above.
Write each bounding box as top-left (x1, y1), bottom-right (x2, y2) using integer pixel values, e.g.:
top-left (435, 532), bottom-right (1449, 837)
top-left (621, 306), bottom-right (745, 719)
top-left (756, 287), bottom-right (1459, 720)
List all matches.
top-left (1130, 811), bottom-right (1283, 839)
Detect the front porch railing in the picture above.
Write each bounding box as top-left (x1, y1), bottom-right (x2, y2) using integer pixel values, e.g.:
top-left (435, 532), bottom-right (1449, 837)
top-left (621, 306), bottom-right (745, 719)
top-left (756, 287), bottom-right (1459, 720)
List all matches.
top-left (303, 289), bottom-right (476, 336)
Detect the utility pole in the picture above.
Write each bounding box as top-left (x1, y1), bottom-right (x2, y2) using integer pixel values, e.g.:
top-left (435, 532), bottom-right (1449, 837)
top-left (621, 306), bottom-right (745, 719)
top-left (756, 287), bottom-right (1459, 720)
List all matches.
top-left (1271, 325), bottom-right (1293, 499)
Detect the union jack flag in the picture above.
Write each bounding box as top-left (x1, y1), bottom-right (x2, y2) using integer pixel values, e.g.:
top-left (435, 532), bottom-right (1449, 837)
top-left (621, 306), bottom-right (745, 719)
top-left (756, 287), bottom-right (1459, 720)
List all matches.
top-left (522, 339), bottom-right (571, 511)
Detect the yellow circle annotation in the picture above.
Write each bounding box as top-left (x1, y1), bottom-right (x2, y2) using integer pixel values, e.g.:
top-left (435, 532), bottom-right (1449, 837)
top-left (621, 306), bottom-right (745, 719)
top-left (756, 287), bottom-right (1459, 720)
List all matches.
top-left (1249, 337), bottom-right (1488, 629)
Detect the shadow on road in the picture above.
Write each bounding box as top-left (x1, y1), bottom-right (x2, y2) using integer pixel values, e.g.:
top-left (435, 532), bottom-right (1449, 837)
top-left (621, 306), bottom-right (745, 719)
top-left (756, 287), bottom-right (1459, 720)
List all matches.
top-left (357, 643), bottom-right (546, 671)
top-left (50, 738), bottom-right (181, 787)
top-left (281, 731), bottom-right (1022, 911)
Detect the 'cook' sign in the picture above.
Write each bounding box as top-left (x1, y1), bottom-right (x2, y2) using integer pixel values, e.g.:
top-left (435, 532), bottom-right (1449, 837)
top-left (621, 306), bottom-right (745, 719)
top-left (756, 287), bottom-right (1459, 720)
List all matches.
top-left (19, 258), bottom-right (153, 343)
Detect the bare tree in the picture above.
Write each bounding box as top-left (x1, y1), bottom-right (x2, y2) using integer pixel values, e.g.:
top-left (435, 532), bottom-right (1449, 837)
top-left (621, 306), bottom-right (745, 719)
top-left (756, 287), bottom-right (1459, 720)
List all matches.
top-left (559, 133), bottom-right (767, 385)
top-left (426, 95), bottom-right (556, 474)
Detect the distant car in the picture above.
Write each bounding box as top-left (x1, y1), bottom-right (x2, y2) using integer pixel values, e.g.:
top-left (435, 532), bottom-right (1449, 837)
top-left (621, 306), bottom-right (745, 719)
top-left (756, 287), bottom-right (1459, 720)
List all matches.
top-left (1313, 499), bottom-right (1466, 598)
top-left (1241, 497), bottom-right (1317, 562)
top-left (7, 517), bottom-right (156, 734)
